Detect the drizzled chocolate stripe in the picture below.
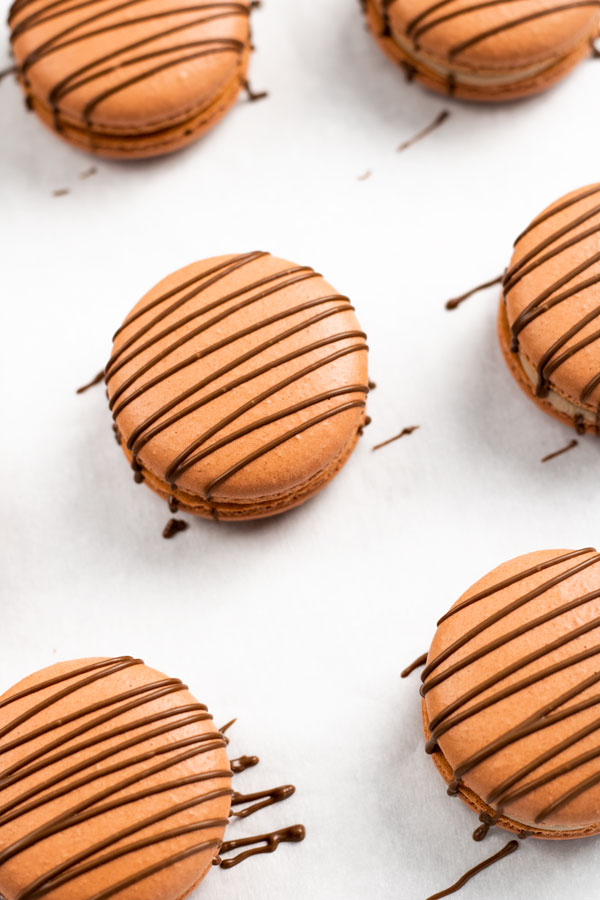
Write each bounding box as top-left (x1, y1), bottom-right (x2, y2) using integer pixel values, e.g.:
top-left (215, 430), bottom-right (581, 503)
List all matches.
top-left (502, 187), bottom-right (600, 424)
top-left (0, 657), bottom-right (231, 899)
top-left (423, 550), bottom-right (600, 825)
top-left (402, 0), bottom-right (600, 58)
top-left (107, 255), bottom-right (368, 500)
top-left (9, 0), bottom-right (251, 130)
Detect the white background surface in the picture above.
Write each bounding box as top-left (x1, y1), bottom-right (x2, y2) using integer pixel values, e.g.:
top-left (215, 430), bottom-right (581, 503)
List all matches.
top-left (2, 1), bottom-right (600, 898)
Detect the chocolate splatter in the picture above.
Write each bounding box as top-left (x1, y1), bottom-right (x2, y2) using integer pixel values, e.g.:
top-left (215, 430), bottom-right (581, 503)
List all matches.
top-left (80, 166), bottom-right (98, 179)
top-left (368, 380), bottom-right (377, 390)
top-left (401, 652), bottom-right (428, 678)
top-left (425, 841), bottom-right (518, 900)
top-left (243, 80), bottom-right (268, 102)
top-left (357, 170), bottom-right (372, 181)
top-left (215, 825), bottom-right (306, 869)
top-left (162, 518), bottom-right (188, 540)
top-left (445, 274), bottom-right (504, 310)
top-left (76, 370), bottom-right (105, 394)
top-left (541, 439), bottom-right (578, 463)
top-left (372, 425), bottom-right (419, 451)
top-left (397, 110), bottom-right (449, 154)
top-left (231, 755), bottom-right (259, 774)
top-left (52, 188), bottom-right (69, 197)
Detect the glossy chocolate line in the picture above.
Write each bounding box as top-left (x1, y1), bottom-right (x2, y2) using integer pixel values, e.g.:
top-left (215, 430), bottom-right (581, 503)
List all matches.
top-left (22, 821), bottom-right (227, 900)
top-left (425, 840), bottom-right (518, 900)
top-left (423, 553), bottom-right (600, 825)
top-left (448, 4), bottom-right (600, 59)
top-left (114, 251), bottom-right (264, 341)
top-left (427, 620), bottom-right (600, 746)
top-left (505, 201), bottom-right (600, 288)
top-left (422, 552), bottom-right (600, 684)
top-left (217, 824), bottom-right (306, 868)
top-left (541, 439), bottom-right (578, 462)
top-left (230, 785), bottom-right (295, 818)
top-left (514, 185), bottom-right (600, 246)
top-left (230, 755), bottom-right (259, 774)
top-left (503, 222), bottom-right (600, 297)
top-left (106, 266), bottom-right (318, 379)
top-left (426, 585), bottom-right (600, 699)
top-left (445, 274), bottom-right (504, 311)
top-left (401, 652), bottom-right (428, 678)
top-left (129, 334), bottom-right (366, 455)
top-left (436, 548), bottom-right (594, 626)
top-left (166, 385), bottom-right (367, 484)
top-left (10, 1), bottom-right (251, 134)
top-left (411, 0), bottom-right (530, 43)
top-left (0, 656), bottom-right (231, 896)
top-left (203, 398), bottom-right (366, 499)
top-left (108, 293), bottom-right (351, 415)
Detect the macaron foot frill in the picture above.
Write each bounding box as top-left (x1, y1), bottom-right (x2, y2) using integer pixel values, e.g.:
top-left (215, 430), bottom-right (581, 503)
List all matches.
top-left (8, 0), bottom-right (263, 159)
top-left (416, 548), bottom-right (600, 841)
top-left (363, 0), bottom-right (600, 102)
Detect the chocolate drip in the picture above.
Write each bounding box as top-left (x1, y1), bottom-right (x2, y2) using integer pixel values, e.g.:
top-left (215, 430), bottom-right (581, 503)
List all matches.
top-left (243, 78), bottom-right (267, 101)
top-left (104, 252), bottom-right (368, 503)
top-left (401, 652), bottom-right (428, 678)
top-left (230, 785), bottom-right (295, 818)
top-left (162, 518), bottom-right (188, 539)
top-left (9, 2), bottom-right (255, 140)
top-left (425, 840), bottom-right (518, 900)
top-left (445, 274), bottom-right (504, 311)
top-left (406, 0), bottom-right (600, 60)
top-left (372, 425), bottom-right (419, 452)
top-left (397, 109), bottom-right (449, 153)
top-left (422, 550), bottom-right (600, 826)
top-left (502, 187), bottom-right (600, 426)
top-left (0, 656), bottom-right (232, 898)
top-left (230, 755), bottom-right (259, 774)
top-left (216, 824), bottom-right (306, 869)
top-left (541, 439), bottom-right (578, 463)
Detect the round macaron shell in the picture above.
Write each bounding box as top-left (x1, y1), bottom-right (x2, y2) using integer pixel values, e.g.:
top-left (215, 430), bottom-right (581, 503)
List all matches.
top-left (384, 0), bottom-right (600, 71)
top-left (423, 549), bottom-right (600, 832)
top-left (503, 184), bottom-right (600, 416)
top-left (0, 657), bottom-right (232, 900)
top-left (9, 0), bottom-right (251, 143)
top-left (106, 253), bottom-right (368, 508)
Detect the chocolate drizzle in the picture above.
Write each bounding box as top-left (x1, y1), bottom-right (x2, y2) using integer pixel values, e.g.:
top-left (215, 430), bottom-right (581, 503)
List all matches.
top-left (372, 425), bottom-right (419, 451)
top-left (230, 755), bottom-right (259, 774)
top-left (8, 1), bottom-right (254, 140)
top-left (404, 1), bottom-right (600, 60)
top-left (397, 109), bottom-right (449, 154)
top-left (230, 785), bottom-right (295, 818)
top-left (445, 274), bottom-right (504, 311)
top-left (162, 517), bottom-right (188, 538)
top-left (76, 369), bottom-right (105, 394)
top-left (541, 439), bottom-right (578, 463)
top-left (215, 825), bottom-right (306, 869)
top-left (503, 184), bottom-right (600, 431)
top-left (421, 549), bottom-right (600, 828)
top-left (0, 656), bottom-right (233, 899)
top-left (104, 252), bottom-right (368, 505)
top-left (425, 840), bottom-right (518, 900)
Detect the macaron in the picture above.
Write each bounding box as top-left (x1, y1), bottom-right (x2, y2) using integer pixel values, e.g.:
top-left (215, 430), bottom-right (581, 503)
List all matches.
top-left (420, 547), bottom-right (600, 839)
top-left (0, 655), bottom-right (304, 899)
top-left (499, 184), bottom-right (600, 436)
top-left (8, 0), bottom-right (259, 158)
top-left (362, 0), bottom-right (600, 101)
top-left (102, 251), bottom-right (369, 523)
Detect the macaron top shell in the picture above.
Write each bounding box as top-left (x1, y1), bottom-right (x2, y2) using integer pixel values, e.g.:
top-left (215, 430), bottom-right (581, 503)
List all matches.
top-left (106, 252), bottom-right (369, 505)
top-left (503, 184), bottom-right (600, 415)
top-left (9, 0), bottom-right (251, 131)
top-left (0, 656), bottom-right (232, 900)
top-left (423, 548), bottom-right (600, 832)
top-left (383, 0), bottom-right (600, 71)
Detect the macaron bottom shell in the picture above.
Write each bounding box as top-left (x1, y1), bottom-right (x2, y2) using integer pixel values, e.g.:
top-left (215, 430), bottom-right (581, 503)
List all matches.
top-left (497, 298), bottom-right (599, 435)
top-left (118, 410), bottom-right (367, 521)
top-left (421, 699), bottom-right (600, 840)
top-left (364, 0), bottom-right (598, 102)
top-left (20, 45), bottom-right (250, 160)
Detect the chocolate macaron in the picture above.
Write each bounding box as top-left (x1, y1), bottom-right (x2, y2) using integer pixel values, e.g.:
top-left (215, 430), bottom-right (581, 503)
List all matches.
top-left (98, 252), bottom-right (369, 524)
top-left (418, 547), bottom-right (600, 840)
top-left (0, 655), bottom-right (304, 899)
top-left (8, 0), bottom-right (260, 158)
top-left (362, 0), bottom-right (600, 101)
top-left (499, 184), bottom-right (600, 436)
